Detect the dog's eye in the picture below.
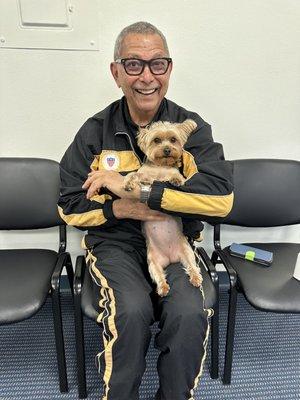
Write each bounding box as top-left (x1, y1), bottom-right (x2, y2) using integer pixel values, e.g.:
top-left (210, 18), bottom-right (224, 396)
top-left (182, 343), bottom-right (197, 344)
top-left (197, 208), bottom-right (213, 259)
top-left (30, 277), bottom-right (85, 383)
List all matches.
top-left (170, 137), bottom-right (177, 143)
top-left (154, 138), bottom-right (161, 144)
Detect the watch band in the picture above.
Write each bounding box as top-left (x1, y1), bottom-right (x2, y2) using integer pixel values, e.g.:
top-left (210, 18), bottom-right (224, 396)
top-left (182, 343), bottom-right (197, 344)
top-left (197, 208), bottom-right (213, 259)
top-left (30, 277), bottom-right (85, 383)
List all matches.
top-left (140, 183), bottom-right (152, 204)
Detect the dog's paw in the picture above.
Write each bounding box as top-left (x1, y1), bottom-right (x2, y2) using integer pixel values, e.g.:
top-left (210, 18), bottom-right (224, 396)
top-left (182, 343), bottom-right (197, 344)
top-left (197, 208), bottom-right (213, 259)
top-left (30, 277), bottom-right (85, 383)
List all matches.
top-left (124, 172), bottom-right (140, 191)
top-left (124, 182), bottom-right (134, 192)
top-left (123, 177), bottom-right (136, 192)
top-left (169, 176), bottom-right (185, 187)
top-left (157, 282), bottom-right (170, 297)
top-left (189, 273), bottom-right (203, 288)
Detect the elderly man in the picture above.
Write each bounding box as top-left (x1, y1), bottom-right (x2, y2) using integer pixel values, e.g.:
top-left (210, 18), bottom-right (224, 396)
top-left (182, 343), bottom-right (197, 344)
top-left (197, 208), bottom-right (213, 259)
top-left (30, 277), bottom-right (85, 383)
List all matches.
top-left (58, 21), bottom-right (233, 400)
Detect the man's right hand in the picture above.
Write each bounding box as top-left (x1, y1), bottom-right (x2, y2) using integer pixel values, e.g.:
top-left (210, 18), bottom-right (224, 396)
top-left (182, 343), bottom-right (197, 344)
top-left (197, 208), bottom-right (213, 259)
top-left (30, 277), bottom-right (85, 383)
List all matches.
top-left (112, 199), bottom-right (167, 221)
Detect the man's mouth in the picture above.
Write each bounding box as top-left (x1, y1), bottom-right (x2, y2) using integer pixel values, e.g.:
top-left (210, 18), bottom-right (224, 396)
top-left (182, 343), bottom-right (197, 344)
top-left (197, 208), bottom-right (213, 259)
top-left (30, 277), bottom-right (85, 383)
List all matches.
top-left (135, 88), bottom-right (158, 95)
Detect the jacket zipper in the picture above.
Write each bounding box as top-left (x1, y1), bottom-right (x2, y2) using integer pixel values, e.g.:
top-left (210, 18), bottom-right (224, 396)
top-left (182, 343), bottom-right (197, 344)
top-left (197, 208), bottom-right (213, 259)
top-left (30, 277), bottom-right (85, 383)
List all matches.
top-left (115, 131), bottom-right (143, 164)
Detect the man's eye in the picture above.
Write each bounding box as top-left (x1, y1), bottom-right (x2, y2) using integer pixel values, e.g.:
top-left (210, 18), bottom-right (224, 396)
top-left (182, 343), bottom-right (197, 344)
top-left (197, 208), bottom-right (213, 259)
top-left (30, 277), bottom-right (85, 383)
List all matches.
top-left (170, 137), bottom-right (177, 143)
top-left (125, 60), bottom-right (142, 69)
top-left (152, 60), bottom-right (164, 67)
top-left (154, 138), bottom-right (161, 144)
top-left (128, 61), bottom-right (139, 67)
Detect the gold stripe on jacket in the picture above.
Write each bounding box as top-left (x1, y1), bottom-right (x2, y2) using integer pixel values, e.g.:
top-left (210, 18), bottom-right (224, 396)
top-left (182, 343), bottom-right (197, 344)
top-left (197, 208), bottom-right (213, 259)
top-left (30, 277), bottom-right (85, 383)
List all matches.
top-left (161, 190), bottom-right (234, 217)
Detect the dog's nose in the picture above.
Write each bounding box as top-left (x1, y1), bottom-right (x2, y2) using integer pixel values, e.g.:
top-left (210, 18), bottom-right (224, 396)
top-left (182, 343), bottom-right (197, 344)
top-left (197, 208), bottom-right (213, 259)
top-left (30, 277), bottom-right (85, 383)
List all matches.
top-left (163, 147), bottom-right (171, 156)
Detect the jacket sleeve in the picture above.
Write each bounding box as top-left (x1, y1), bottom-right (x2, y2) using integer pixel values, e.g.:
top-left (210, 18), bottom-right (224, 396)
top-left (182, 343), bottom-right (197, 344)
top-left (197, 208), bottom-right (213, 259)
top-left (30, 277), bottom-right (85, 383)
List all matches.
top-left (58, 119), bottom-right (119, 229)
top-left (147, 121), bottom-right (234, 224)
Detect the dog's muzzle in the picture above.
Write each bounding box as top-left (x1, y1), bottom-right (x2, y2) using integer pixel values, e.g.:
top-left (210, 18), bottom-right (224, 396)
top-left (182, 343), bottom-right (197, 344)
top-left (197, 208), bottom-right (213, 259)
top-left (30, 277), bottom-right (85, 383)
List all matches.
top-left (163, 147), bottom-right (171, 156)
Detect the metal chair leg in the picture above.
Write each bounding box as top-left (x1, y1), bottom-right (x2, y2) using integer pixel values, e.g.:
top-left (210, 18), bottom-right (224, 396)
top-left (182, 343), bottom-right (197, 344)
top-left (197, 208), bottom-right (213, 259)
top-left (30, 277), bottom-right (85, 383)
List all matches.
top-left (212, 248), bottom-right (238, 385)
top-left (209, 249), bottom-right (219, 379)
top-left (211, 250), bottom-right (219, 268)
top-left (223, 283), bottom-right (238, 384)
top-left (52, 288), bottom-right (68, 392)
top-left (66, 258), bottom-right (74, 297)
top-left (74, 289), bottom-right (87, 398)
top-left (197, 247), bottom-right (219, 379)
top-left (210, 294), bottom-right (219, 379)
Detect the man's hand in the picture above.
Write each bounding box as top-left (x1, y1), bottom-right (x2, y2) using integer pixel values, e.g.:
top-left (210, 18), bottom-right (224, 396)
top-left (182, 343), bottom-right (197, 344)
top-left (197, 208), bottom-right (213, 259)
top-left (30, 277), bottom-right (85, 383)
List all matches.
top-left (82, 170), bottom-right (140, 200)
top-left (113, 199), bottom-right (167, 221)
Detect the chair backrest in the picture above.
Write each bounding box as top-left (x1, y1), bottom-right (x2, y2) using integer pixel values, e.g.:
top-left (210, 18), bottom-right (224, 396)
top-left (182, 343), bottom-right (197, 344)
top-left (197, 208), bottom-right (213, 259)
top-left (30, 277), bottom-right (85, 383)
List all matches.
top-left (223, 159), bottom-right (300, 227)
top-left (0, 158), bottom-right (64, 229)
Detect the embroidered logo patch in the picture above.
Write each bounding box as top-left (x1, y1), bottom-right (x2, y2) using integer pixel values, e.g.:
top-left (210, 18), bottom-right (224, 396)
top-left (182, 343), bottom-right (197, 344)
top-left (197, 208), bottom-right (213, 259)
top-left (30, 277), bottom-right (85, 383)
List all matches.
top-left (102, 153), bottom-right (120, 170)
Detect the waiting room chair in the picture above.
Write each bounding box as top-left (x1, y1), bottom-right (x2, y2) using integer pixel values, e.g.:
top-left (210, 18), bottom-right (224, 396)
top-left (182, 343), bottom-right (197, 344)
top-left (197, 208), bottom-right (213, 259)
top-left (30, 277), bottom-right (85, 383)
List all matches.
top-left (0, 158), bottom-right (74, 393)
top-left (74, 244), bottom-right (219, 398)
top-left (211, 159), bottom-right (300, 384)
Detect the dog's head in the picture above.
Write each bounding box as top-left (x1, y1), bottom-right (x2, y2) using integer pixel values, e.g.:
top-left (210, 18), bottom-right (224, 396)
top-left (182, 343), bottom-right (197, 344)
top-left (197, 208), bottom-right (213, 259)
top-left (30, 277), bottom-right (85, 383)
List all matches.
top-left (137, 119), bottom-right (197, 167)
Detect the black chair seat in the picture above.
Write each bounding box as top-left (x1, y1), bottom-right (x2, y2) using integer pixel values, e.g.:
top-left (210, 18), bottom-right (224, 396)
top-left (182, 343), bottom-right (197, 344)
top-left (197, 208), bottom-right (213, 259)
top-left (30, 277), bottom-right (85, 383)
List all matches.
top-left (81, 259), bottom-right (217, 321)
top-left (224, 242), bottom-right (300, 313)
top-left (0, 249), bottom-right (59, 324)
top-left (0, 158), bottom-right (74, 393)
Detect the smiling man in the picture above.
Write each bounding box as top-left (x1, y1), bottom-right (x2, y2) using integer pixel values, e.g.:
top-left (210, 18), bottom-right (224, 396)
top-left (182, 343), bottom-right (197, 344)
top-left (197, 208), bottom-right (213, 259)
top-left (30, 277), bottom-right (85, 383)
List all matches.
top-left (58, 22), bottom-right (234, 400)
top-left (111, 32), bottom-right (172, 126)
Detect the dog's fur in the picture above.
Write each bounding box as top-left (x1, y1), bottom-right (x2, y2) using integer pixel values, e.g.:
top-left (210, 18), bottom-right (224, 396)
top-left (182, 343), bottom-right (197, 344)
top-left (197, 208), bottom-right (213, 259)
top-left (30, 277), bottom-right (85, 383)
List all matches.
top-left (124, 119), bottom-right (203, 296)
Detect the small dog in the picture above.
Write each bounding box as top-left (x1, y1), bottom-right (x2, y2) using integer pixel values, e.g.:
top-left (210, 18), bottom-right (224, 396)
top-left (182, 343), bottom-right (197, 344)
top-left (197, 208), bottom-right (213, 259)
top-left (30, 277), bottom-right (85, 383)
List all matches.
top-left (124, 119), bottom-right (203, 296)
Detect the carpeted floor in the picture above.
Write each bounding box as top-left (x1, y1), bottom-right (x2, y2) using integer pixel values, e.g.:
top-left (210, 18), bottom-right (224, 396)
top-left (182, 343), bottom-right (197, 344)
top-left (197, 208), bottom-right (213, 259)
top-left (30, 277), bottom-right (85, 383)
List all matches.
top-left (0, 290), bottom-right (299, 400)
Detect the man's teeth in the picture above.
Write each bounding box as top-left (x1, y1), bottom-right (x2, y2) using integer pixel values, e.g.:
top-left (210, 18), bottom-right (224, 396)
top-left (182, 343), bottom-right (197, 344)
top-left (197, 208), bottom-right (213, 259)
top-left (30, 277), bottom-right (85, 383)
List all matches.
top-left (136, 89), bottom-right (157, 95)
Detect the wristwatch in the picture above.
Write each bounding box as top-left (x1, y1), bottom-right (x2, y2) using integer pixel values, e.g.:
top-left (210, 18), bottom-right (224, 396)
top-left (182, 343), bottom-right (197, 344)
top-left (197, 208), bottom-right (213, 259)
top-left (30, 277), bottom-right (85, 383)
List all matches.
top-left (140, 183), bottom-right (152, 204)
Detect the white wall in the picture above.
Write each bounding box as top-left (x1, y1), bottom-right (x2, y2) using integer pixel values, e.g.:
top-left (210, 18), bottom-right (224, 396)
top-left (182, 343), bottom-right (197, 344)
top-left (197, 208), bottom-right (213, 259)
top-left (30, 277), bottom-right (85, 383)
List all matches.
top-left (0, 0), bottom-right (299, 262)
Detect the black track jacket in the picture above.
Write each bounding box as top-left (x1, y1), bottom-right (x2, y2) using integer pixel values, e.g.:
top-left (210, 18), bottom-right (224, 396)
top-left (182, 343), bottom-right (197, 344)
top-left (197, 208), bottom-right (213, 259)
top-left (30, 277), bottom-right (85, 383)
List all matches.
top-left (58, 97), bottom-right (234, 249)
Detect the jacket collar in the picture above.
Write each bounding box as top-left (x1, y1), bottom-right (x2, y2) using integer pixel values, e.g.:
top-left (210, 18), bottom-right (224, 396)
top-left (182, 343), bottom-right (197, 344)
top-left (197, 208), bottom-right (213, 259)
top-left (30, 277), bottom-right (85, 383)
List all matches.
top-left (115, 96), bottom-right (168, 135)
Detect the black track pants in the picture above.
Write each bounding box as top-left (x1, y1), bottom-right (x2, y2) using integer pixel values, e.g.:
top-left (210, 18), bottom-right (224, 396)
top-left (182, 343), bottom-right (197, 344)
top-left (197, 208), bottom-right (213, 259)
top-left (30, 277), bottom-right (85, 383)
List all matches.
top-left (87, 243), bottom-right (212, 400)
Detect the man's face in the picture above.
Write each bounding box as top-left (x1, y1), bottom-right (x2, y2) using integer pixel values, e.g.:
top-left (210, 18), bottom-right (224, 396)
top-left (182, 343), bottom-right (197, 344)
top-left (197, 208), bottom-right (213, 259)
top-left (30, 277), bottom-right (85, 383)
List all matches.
top-left (110, 33), bottom-right (172, 126)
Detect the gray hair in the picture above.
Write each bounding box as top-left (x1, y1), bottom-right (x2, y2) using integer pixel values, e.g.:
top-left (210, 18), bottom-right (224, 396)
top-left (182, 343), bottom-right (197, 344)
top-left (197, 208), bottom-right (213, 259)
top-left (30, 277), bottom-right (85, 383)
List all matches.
top-left (113, 21), bottom-right (170, 60)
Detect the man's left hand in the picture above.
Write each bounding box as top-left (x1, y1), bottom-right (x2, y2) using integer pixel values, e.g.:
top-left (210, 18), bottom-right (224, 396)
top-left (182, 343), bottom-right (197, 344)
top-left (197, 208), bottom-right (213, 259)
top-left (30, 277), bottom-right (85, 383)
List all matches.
top-left (82, 170), bottom-right (140, 200)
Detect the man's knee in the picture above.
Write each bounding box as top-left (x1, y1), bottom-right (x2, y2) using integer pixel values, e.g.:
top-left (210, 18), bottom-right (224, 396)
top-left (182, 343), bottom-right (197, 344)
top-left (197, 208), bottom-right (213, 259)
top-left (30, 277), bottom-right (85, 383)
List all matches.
top-left (165, 302), bottom-right (207, 324)
top-left (159, 286), bottom-right (208, 333)
top-left (118, 291), bottom-right (155, 326)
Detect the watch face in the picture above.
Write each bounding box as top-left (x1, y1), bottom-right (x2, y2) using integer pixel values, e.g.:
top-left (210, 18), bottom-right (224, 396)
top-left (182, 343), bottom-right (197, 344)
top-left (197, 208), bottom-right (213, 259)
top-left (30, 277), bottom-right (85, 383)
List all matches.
top-left (140, 184), bottom-right (151, 203)
top-left (142, 184), bottom-right (151, 189)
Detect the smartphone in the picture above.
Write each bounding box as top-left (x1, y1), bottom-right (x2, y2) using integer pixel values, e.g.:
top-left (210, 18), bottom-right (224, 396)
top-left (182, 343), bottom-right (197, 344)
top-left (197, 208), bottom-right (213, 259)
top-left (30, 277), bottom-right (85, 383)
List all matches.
top-left (229, 243), bottom-right (273, 266)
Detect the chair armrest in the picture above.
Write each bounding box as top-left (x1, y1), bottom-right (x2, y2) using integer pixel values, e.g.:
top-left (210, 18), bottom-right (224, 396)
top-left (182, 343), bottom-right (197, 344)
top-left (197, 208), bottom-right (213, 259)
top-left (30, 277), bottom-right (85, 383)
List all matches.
top-left (74, 255), bottom-right (87, 296)
top-left (51, 252), bottom-right (72, 292)
top-left (212, 249), bottom-right (237, 289)
top-left (195, 246), bottom-right (218, 285)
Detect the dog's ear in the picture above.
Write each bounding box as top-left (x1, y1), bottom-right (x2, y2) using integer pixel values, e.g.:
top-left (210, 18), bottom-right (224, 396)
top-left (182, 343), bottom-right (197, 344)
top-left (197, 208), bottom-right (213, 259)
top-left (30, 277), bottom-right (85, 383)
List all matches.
top-left (177, 119), bottom-right (197, 144)
top-left (136, 127), bottom-right (149, 153)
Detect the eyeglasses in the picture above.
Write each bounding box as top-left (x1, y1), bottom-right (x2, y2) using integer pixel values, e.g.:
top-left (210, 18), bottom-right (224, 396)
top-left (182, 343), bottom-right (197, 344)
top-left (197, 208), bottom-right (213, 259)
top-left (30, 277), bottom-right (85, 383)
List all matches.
top-left (115, 57), bottom-right (172, 76)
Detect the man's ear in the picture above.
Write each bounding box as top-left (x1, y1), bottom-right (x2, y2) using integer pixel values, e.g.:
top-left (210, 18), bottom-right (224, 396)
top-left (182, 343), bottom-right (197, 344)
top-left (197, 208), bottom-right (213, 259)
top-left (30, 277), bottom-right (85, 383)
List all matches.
top-left (110, 62), bottom-right (121, 88)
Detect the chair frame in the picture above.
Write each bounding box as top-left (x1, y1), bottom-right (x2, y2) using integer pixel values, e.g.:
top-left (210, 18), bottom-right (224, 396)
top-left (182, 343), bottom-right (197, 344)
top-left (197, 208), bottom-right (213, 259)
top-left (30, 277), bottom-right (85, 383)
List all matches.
top-left (1, 219), bottom-right (74, 393)
top-left (211, 159), bottom-right (300, 385)
top-left (51, 225), bottom-right (74, 392)
top-left (74, 244), bottom-right (219, 398)
top-left (74, 255), bottom-right (88, 398)
top-left (0, 158), bottom-right (74, 393)
top-left (212, 224), bottom-right (237, 385)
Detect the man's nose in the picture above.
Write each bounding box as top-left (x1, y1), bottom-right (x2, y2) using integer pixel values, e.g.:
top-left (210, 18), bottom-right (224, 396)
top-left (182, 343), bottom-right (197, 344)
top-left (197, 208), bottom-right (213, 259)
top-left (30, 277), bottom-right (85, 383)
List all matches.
top-left (139, 65), bottom-right (154, 83)
top-left (163, 147), bottom-right (171, 156)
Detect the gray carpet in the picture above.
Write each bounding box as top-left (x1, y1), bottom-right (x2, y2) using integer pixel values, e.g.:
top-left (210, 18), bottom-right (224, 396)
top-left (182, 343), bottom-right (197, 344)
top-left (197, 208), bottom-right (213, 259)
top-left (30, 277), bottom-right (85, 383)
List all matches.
top-left (0, 290), bottom-right (299, 400)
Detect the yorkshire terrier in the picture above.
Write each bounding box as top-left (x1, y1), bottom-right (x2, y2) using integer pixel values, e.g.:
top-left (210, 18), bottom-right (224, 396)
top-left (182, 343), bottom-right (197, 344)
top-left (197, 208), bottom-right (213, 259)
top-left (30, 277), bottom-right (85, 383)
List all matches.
top-left (124, 119), bottom-right (203, 296)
